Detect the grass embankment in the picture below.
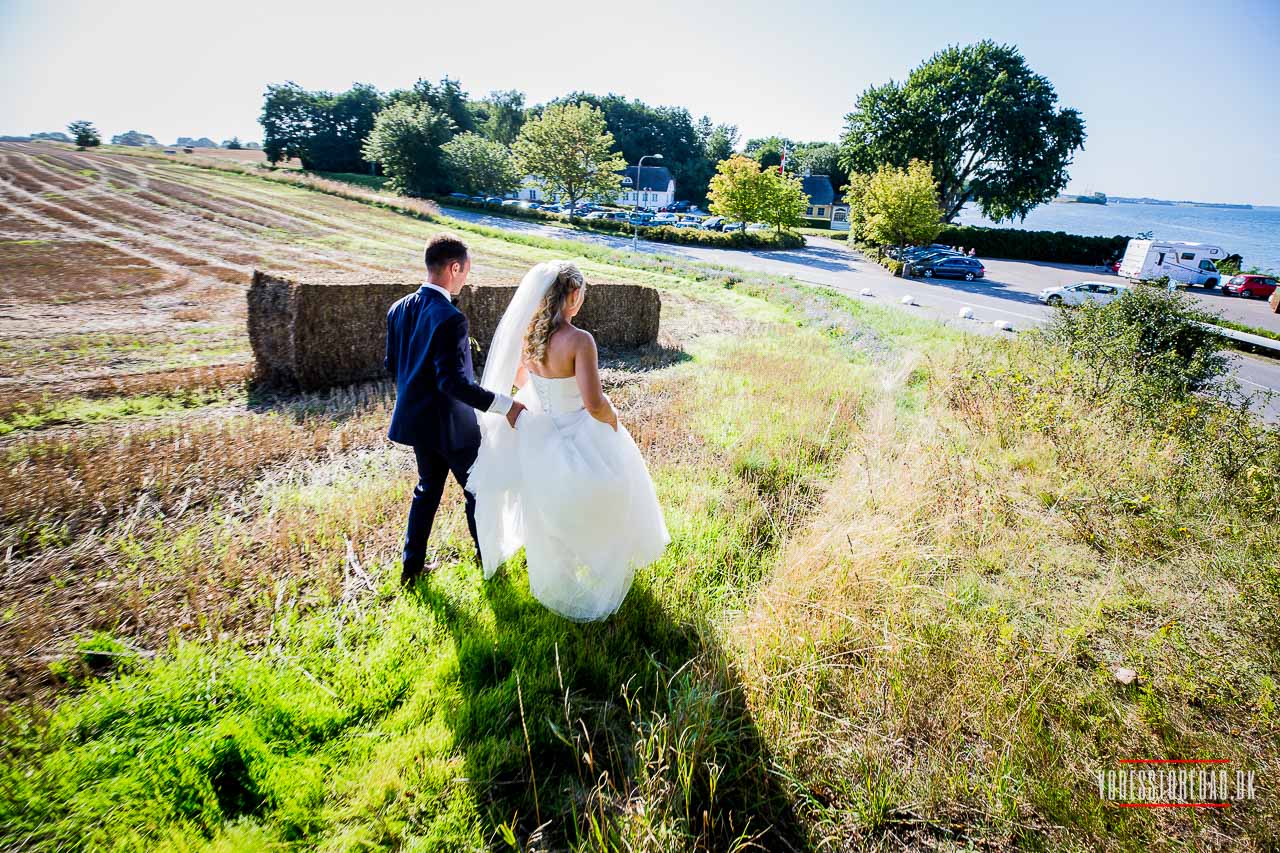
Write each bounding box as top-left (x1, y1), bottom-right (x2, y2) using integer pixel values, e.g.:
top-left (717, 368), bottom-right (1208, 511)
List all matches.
top-left (2, 155), bottom-right (1277, 850)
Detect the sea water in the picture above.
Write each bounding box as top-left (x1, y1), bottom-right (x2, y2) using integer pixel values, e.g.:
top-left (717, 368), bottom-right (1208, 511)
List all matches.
top-left (956, 202), bottom-right (1280, 272)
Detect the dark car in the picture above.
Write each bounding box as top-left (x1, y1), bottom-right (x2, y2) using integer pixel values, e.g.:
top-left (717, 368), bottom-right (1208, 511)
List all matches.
top-left (669, 200), bottom-right (691, 213)
top-left (914, 256), bottom-right (985, 281)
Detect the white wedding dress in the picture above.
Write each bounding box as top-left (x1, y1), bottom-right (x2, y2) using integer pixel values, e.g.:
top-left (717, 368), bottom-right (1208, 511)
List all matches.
top-left (467, 262), bottom-right (670, 622)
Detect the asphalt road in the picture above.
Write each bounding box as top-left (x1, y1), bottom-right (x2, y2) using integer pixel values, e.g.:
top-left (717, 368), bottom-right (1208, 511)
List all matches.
top-left (442, 207), bottom-right (1280, 421)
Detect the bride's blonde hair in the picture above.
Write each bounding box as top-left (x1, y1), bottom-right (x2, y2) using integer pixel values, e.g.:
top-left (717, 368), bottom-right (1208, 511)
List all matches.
top-left (523, 261), bottom-right (586, 364)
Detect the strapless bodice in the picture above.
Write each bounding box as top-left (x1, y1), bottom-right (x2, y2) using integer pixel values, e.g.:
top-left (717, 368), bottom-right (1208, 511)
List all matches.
top-left (528, 373), bottom-right (584, 416)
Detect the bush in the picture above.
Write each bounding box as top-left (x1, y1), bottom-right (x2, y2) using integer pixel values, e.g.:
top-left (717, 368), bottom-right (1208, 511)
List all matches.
top-left (1041, 285), bottom-right (1230, 420)
top-left (430, 196), bottom-right (805, 250)
top-left (934, 224), bottom-right (1128, 265)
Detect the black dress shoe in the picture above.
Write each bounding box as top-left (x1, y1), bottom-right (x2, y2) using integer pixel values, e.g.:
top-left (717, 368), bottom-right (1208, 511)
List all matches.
top-left (400, 559), bottom-right (440, 588)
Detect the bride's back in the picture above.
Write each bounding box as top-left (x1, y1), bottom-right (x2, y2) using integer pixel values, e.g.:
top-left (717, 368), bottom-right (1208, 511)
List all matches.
top-left (529, 323), bottom-right (586, 379)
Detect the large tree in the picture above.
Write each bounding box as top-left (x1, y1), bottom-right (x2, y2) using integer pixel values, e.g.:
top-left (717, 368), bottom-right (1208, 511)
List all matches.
top-left (847, 159), bottom-right (943, 250)
top-left (361, 102), bottom-right (454, 197)
top-left (838, 41), bottom-right (1085, 223)
top-left (512, 102), bottom-right (625, 219)
top-left (388, 77), bottom-right (474, 135)
top-left (542, 93), bottom-right (724, 205)
top-left (67, 120), bottom-right (99, 150)
top-left (260, 82), bottom-right (384, 172)
top-left (441, 132), bottom-right (521, 196)
top-left (470, 89), bottom-right (526, 145)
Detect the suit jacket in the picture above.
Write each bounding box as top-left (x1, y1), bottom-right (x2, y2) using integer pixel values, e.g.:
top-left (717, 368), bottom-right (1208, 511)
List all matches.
top-left (385, 285), bottom-right (496, 451)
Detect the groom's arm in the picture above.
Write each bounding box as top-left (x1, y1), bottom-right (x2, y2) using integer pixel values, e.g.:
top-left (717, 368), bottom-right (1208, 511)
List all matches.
top-left (432, 313), bottom-right (513, 415)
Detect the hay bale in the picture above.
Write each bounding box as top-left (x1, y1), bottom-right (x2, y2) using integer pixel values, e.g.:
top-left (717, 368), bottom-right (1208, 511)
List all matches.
top-left (248, 271), bottom-right (661, 390)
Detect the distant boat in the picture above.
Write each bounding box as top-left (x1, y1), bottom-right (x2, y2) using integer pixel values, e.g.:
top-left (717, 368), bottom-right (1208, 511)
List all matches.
top-left (1058, 191), bottom-right (1107, 205)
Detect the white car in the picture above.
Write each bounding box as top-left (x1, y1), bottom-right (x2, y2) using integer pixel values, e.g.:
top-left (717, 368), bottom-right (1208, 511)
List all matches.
top-left (1038, 281), bottom-right (1128, 307)
top-left (651, 212), bottom-right (678, 226)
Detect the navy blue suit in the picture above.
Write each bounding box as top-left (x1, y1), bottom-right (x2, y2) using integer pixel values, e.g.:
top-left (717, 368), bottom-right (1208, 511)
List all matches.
top-left (385, 285), bottom-right (496, 571)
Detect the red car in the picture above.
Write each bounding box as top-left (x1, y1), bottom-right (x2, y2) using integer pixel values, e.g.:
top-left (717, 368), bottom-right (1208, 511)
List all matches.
top-left (1223, 274), bottom-right (1278, 298)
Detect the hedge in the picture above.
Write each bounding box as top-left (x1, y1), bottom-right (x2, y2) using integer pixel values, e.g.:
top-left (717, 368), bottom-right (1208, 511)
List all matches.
top-left (933, 224), bottom-right (1130, 265)
top-left (430, 196), bottom-right (805, 250)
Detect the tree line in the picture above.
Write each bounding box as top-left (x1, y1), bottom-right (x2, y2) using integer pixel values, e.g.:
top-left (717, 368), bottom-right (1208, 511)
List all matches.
top-left (53, 40), bottom-right (1085, 241)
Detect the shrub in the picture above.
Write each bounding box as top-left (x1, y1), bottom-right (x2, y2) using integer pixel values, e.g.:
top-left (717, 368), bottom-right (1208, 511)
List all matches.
top-left (1041, 285), bottom-right (1230, 420)
top-left (430, 196), bottom-right (804, 250)
top-left (934, 224), bottom-right (1128, 265)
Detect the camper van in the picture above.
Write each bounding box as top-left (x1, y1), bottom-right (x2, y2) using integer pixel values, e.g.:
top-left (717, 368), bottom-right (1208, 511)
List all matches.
top-left (1117, 240), bottom-right (1226, 289)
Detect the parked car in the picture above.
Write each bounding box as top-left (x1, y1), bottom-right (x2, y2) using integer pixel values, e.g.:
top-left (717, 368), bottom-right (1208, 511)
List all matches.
top-left (1223, 274), bottom-right (1278, 299)
top-left (668, 200), bottom-right (691, 213)
top-left (700, 216), bottom-right (725, 231)
top-left (722, 221), bottom-right (745, 233)
top-left (501, 198), bottom-right (521, 206)
top-left (627, 212), bottom-right (654, 225)
top-left (746, 223), bottom-right (771, 233)
top-left (1038, 281), bottom-right (1129, 306)
top-left (484, 196), bottom-right (504, 204)
top-left (674, 217), bottom-right (702, 228)
top-left (520, 201), bottom-right (540, 209)
top-left (541, 204), bottom-right (563, 213)
top-left (468, 195), bottom-right (486, 203)
top-left (651, 212), bottom-right (678, 227)
top-left (913, 256), bottom-right (986, 280)
top-left (449, 192), bottom-right (469, 200)
top-left (584, 211), bottom-right (609, 220)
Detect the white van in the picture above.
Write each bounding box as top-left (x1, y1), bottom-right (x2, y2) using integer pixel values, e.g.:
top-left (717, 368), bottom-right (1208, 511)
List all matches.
top-left (1117, 240), bottom-right (1226, 289)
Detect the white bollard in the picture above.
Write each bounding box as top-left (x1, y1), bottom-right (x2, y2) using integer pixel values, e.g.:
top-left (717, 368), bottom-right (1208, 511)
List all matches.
top-left (900, 295), bottom-right (916, 306)
top-left (859, 287), bottom-right (874, 297)
top-left (993, 320), bottom-right (1014, 332)
top-left (958, 306), bottom-right (975, 319)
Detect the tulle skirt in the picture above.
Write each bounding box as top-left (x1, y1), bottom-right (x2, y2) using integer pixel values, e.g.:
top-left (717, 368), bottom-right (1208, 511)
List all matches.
top-left (467, 385), bottom-right (670, 622)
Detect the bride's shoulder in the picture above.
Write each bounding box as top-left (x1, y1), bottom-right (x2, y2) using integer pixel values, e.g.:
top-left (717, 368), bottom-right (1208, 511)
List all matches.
top-left (563, 324), bottom-right (596, 352)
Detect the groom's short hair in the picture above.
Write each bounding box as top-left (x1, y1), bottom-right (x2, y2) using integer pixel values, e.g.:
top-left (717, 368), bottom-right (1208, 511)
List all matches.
top-left (424, 234), bottom-right (469, 271)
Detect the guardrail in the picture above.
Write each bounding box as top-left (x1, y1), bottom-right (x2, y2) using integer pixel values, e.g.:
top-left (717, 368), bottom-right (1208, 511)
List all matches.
top-left (1195, 321), bottom-right (1280, 356)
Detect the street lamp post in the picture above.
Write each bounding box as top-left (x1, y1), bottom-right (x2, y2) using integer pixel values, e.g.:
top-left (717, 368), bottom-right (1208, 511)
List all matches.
top-left (632, 153), bottom-right (662, 251)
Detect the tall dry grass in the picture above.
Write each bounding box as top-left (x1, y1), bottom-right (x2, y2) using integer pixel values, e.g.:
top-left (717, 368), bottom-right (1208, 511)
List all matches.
top-left (737, 338), bottom-right (1280, 849)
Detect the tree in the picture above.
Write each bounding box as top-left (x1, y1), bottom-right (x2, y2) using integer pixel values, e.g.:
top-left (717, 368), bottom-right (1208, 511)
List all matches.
top-left (542, 93), bottom-right (724, 205)
top-left (471, 90), bottom-right (526, 145)
top-left (388, 78), bottom-right (474, 135)
top-left (708, 156), bottom-right (763, 224)
top-left (849, 160), bottom-right (942, 250)
top-left (759, 169), bottom-right (808, 233)
top-left (67, 121), bottom-right (99, 150)
top-left (512, 102), bottom-right (625, 219)
top-left (838, 41), bottom-right (1086, 223)
top-left (361, 102), bottom-right (454, 197)
top-left (703, 122), bottom-right (738, 165)
top-left (260, 82), bottom-right (384, 172)
top-left (441, 132), bottom-right (521, 196)
top-left (111, 130), bottom-right (158, 146)
top-left (745, 136), bottom-right (791, 171)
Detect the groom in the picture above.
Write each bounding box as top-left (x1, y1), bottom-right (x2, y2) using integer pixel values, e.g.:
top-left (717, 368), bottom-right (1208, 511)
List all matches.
top-left (386, 234), bottom-right (525, 586)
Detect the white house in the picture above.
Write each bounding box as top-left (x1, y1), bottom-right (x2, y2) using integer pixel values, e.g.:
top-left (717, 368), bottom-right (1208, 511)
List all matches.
top-left (510, 165), bottom-right (677, 208)
top-left (616, 165), bottom-right (676, 209)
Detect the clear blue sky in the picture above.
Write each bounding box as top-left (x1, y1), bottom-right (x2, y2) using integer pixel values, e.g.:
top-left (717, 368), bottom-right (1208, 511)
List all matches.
top-left (2, 0), bottom-right (1277, 204)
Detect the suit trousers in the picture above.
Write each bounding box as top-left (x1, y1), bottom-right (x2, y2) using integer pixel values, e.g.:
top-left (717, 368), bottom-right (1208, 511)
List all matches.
top-left (403, 442), bottom-right (481, 571)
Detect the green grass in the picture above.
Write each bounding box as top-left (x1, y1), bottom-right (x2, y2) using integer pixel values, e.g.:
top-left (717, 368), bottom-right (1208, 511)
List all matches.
top-left (0, 388), bottom-right (234, 435)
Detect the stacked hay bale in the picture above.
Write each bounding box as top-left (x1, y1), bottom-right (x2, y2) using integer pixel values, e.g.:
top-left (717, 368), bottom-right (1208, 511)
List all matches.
top-left (248, 271), bottom-right (661, 390)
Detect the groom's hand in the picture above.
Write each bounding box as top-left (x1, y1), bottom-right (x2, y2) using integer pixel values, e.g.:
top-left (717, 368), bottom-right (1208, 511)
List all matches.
top-left (506, 401), bottom-right (526, 428)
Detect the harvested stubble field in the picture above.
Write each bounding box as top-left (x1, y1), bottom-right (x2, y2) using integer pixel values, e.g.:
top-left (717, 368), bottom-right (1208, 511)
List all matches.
top-left (1, 144), bottom-right (1277, 851)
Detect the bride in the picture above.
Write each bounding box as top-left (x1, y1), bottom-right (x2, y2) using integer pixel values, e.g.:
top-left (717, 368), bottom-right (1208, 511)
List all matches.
top-left (467, 261), bottom-right (670, 621)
